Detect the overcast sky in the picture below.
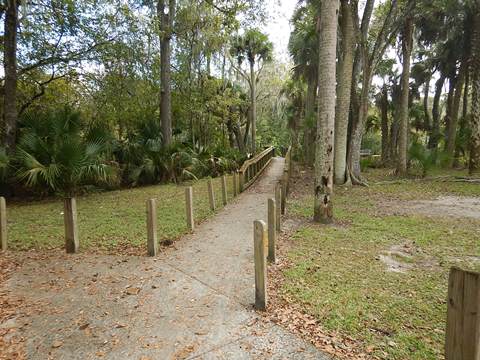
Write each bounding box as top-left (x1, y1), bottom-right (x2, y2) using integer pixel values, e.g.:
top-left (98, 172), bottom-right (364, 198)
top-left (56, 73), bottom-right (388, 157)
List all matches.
top-left (262, 0), bottom-right (297, 63)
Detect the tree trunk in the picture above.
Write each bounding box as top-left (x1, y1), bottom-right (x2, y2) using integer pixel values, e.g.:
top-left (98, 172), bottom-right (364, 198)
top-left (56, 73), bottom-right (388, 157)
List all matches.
top-left (334, 0), bottom-right (355, 184)
top-left (349, 75), bottom-right (370, 178)
top-left (232, 120), bottom-right (246, 153)
top-left (314, 0), bottom-right (339, 224)
top-left (444, 76), bottom-right (456, 154)
top-left (463, 69), bottom-right (469, 121)
top-left (423, 76), bottom-right (431, 133)
top-left (469, 4), bottom-right (480, 174)
top-left (446, 64), bottom-right (466, 165)
top-left (3, 0), bottom-right (18, 155)
top-left (303, 74), bottom-right (317, 165)
top-left (158, 0), bottom-right (176, 147)
top-left (380, 84), bottom-right (390, 163)
top-left (346, 0), bottom-right (386, 181)
top-left (250, 61), bottom-right (257, 154)
top-left (429, 74), bottom-right (446, 149)
top-left (396, 17), bottom-right (413, 175)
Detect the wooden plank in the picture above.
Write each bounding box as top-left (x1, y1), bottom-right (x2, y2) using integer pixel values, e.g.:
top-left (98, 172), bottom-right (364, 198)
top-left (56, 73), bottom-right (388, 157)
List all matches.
top-left (233, 172), bottom-right (238, 197)
top-left (239, 170), bottom-right (245, 192)
top-left (463, 270), bottom-right (480, 360)
top-left (267, 198), bottom-right (276, 263)
top-left (254, 220), bottom-right (267, 311)
top-left (0, 197), bottom-right (6, 251)
top-left (146, 199), bottom-right (158, 256)
top-left (207, 178), bottom-right (215, 211)
top-left (445, 267), bottom-right (480, 360)
top-left (221, 175), bottom-right (228, 206)
top-left (185, 187), bottom-right (194, 231)
top-left (280, 179), bottom-right (286, 215)
top-left (275, 182), bottom-right (281, 232)
top-left (64, 197), bottom-right (79, 253)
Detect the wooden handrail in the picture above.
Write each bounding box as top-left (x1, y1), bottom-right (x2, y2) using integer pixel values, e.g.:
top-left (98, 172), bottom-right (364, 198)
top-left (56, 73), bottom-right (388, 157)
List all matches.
top-left (239, 146), bottom-right (275, 191)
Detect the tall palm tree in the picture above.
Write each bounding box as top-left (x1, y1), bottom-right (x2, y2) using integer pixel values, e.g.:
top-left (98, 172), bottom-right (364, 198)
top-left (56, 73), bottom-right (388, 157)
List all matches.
top-left (288, 4), bottom-right (319, 164)
top-left (396, 15), bottom-right (414, 175)
top-left (230, 29), bottom-right (273, 154)
top-left (334, 0), bottom-right (355, 184)
top-left (158, 0), bottom-right (176, 147)
top-left (314, 0), bottom-right (339, 223)
top-left (469, 1), bottom-right (480, 174)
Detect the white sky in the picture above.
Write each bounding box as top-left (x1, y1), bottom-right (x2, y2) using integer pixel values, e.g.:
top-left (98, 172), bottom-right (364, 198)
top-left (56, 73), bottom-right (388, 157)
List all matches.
top-left (262, 0), bottom-right (297, 63)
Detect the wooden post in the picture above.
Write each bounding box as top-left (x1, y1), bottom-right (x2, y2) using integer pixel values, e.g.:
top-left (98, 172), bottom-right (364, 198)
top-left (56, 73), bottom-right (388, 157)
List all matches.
top-left (254, 220), bottom-right (267, 311)
top-left (275, 182), bottom-right (282, 232)
top-left (146, 199), bottom-right (158, 256)
top-left (267, 198), bottom-right (276, 263)
top-left (239, 171), bottom-right (245, 192)
top-left (233, 172), bottom-right (238, 197)
top-left (64, 197), bottom-right (79, 253)
top-left (445, 267), bottom-right (480, 359)
top-left (0, 197), bottom-right (6, 251)
top-left (280, 179), bottom-right (286, 215)
top-left (207, 179), bottom-right (215, 211)
top-left (185, 187), bottom-right (194, 231)
top-left (221, 176), bottom-right (228, 206)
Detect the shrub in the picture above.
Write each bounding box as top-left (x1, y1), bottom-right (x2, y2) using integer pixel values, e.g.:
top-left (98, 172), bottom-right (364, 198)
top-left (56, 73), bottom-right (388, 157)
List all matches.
top-left (15, 108), bottom-right (119, 196)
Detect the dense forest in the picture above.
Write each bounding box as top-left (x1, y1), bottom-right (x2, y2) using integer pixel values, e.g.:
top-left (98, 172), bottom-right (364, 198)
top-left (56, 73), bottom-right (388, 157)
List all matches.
top-left (0, 0), bottom-right (290, 197)
top-left (289, 0), bottom-right (479, 222)
top-left (1, 0), bottom-right (479, 209)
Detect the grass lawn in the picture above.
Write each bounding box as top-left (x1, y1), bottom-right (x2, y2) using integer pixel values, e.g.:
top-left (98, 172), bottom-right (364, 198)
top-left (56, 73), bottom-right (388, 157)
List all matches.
top-left (280, 168), bottom-right (480, 359)
top-left (6, 175), bottom-right (235, 252)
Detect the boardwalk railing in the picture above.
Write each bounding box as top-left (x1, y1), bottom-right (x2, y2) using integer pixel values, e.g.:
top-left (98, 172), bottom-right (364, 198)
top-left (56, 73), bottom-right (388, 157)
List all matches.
top-left (239, 146), bottom-right (275, 192)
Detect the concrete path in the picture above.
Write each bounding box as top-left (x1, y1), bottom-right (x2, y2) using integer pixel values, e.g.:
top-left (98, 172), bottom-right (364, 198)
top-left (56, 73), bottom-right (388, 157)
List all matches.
top-left (5, 157), bottom-right (330, 359)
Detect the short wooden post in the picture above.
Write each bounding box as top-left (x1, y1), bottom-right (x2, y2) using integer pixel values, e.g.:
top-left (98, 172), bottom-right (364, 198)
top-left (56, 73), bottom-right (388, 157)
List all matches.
top-left (185, 187), bottom-right (194, 231)
top-left (284, 168), bottom-right (290, 195)
top-left (239, 171), bottom-right (245, 192)
top-left (64, 197), bottom-right (79, 253)
top-left (280, 179), bottom-right (286, 215)
top-left (221, 176), bottom-right (228, 206)
top-left (267, 198), bottom-right (276, 263)
top-left (275, 182), bottom-right (282, 232)
top-left (233, 172), bottom-right (238, 197)
top-left (445, 267), bottom-right (480, 359)
top-left (254, 220), bottom-right (267, 311)
top-left (146, 199), bottom-right (158, 256)
top-left (0, 197), bottom-right (7, 251)
top-left (207, 179), bottom-right (215, 211)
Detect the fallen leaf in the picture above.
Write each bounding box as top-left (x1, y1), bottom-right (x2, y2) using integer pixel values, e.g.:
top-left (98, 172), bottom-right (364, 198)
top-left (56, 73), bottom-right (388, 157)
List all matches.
top-left (125, 287), bottom-right (140, 295)
top-left (52, 340), bottom-right (63, 348)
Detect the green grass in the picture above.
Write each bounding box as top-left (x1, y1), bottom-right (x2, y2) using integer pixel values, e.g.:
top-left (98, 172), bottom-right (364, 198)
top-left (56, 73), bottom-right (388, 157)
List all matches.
top-left (7, 175), bottom-right (235, 252)
top-left (283, 168), bottom-right (480, 359)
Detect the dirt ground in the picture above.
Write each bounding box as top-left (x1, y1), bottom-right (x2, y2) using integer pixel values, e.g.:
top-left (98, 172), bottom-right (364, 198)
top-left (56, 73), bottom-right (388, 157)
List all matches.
top-left (405, 195), bottom-right (480, 219)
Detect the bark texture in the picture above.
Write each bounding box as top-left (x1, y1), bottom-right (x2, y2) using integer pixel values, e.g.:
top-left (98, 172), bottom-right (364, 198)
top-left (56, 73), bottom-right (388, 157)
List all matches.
top-left (158, 0), bottom-right (176, 147)
top-left (396, 17), bottom-right (413, 175)
top-left (334, 0), bottom-right (354, 184)
top-left (314, 0), bottom-right (339, 223)
top-left (423, 76), bottom-right (431, 132)
top-left (379, 84), bottom-right (390, 163)
top-left (429, 74), bottom-right (446, 149)
top-left (303, 74), bottom-right (317, 165)
top-left (3, 0), bottom-right (18, 155)
top-left (470, 5), bottom-right (480, 174)
top-left (446, 64), bottom-right (466, 165)
top-left (250, 61), bottom-right (257, 154)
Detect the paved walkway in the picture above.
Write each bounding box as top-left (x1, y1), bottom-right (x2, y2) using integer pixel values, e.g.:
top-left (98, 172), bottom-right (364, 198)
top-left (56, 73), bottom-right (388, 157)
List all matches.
top-left (5, 157), bottom-right (329, 359)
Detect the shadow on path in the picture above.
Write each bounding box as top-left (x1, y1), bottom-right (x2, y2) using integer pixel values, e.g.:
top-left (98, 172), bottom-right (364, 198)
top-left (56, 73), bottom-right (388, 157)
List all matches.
top-left (4, 157), bottom-right (329, 359)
